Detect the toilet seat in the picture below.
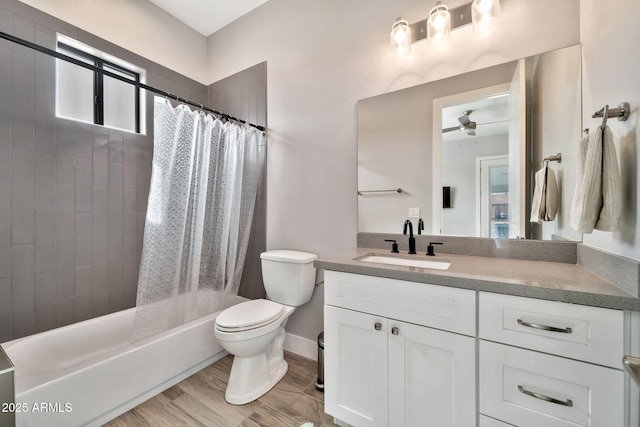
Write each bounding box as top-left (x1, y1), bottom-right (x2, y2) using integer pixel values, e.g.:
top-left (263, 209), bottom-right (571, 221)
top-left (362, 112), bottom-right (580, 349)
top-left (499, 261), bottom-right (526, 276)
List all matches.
top-left (215, 299), bottom-right (285, 332)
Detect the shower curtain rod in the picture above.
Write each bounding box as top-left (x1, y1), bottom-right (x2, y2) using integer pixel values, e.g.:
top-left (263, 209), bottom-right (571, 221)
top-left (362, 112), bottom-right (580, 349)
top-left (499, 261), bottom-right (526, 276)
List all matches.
top-left (0, 30), bottom-right (266, 132)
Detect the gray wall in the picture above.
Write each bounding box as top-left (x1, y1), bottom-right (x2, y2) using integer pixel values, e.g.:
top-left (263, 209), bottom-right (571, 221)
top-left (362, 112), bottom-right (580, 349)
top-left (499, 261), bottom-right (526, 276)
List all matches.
top-left (208, 62), bottom-right (267, 300)
top-left (0, 0), bottom-right (209, 341)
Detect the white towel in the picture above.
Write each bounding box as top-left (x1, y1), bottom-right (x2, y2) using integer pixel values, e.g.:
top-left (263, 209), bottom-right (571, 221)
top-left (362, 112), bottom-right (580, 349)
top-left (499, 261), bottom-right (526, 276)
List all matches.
top-left (570, 125), bottom-right (620, 233)
top-left (530, 165), bottom-right (558, 223)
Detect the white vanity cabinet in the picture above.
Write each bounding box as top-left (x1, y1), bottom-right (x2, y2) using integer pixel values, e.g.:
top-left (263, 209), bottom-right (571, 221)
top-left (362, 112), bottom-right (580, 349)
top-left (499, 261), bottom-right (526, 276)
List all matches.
top-left (479, 292), bottom-right (629, 427)
top-left (324, 271), bottom-right (476, 427)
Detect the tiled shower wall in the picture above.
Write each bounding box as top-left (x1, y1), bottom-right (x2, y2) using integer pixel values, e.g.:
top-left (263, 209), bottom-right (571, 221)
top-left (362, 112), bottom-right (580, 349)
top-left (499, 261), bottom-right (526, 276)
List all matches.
top-left (0, 0), bottom-right (211, 341)
top-left (208, 62), bottom-right (267, 301)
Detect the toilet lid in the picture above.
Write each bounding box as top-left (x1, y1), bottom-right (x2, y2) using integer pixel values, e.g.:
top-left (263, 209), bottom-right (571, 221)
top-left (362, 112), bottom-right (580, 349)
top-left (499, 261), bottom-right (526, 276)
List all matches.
top-left (216, 299), bottom-right (285, 330)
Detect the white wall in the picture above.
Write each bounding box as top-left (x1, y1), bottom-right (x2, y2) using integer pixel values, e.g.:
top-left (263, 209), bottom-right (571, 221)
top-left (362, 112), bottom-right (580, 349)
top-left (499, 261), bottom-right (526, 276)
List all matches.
top-left (442, 135), bottom-right (509, 236)
top-left (207, 0), bottom-right (581, 340)
top-left (580, 0), bottom-right (640, 260)
top-left (18, 0), bottom-right (208, 83)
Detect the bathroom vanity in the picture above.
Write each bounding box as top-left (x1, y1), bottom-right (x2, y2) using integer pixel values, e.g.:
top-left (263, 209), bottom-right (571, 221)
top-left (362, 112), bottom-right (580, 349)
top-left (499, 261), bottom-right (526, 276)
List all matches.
top-left (318, 247), bottom-right (640, 427)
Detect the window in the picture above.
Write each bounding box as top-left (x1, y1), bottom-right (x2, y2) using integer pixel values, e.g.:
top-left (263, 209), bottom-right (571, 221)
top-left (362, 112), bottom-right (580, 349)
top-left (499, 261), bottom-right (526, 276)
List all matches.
top-left (56, 35), bottom-right (145, 134)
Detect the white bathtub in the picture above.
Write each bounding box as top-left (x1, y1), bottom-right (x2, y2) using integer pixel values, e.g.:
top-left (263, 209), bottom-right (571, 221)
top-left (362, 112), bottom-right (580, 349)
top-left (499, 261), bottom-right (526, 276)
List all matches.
top-left (1, 297), bottom-right (243, 427)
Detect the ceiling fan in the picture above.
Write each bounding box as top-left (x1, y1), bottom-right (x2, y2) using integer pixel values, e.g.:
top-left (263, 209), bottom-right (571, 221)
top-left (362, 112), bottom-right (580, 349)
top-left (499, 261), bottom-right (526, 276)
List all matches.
top-left (443, 110), bottom-right (477, 136)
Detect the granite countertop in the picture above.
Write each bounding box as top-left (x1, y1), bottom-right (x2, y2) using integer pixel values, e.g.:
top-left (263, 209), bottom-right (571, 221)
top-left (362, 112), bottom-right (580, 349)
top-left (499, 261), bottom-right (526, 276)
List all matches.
top-left (0, 345), bottom-right (14, 375)
top-left (315, 247), bottom-right (640, 311)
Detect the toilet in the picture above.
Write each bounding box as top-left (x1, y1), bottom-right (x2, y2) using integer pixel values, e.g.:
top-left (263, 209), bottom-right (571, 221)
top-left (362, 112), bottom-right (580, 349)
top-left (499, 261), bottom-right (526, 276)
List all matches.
top-left (214, 249), bottom-right (318, 405)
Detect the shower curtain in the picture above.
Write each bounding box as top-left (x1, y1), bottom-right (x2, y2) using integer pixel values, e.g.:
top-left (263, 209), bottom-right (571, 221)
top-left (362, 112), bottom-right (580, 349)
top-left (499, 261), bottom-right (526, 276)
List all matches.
top-left (133, 97), bottom-right (265, 340)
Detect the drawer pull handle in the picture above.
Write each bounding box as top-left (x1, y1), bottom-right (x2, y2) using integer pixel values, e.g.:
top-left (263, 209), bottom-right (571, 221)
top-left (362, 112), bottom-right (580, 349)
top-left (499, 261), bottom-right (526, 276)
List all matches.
top-left (517, 319), bottom-right (572, 334)
top-left (391, 327), bottom-right (399, 335)
top-left (518, 385), bottom-right (573, 407)
top-left (374, 322), bottom-right (382, 331)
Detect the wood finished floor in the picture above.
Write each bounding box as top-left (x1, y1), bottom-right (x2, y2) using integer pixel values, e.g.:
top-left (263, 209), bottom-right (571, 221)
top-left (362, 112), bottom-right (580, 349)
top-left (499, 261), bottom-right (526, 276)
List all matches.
top-left (103, 352), bottom-right (338, 427)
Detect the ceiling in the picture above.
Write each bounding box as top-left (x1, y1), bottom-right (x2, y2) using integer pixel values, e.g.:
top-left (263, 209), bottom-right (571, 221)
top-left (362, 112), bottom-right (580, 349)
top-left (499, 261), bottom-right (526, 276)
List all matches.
top-left (442, 93), bottom-right (509, 142)
top-left (149, 0), bottom-right (270, 37)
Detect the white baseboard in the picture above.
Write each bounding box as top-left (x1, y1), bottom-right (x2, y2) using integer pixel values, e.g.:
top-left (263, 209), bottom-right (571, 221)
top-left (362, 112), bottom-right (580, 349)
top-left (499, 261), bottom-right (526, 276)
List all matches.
top-left (284, 332), bottom-right (318, 361)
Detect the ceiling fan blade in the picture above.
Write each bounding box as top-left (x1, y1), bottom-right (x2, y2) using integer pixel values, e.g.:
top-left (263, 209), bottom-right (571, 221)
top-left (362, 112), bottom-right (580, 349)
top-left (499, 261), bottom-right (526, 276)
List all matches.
top-left (442, 125), bottom-right (461, 133)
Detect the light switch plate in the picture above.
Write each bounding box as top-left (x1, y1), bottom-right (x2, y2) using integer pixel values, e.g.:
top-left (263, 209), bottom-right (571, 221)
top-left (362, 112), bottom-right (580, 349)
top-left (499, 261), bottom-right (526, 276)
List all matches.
top-left (409, 207), bottom-right (420, 217)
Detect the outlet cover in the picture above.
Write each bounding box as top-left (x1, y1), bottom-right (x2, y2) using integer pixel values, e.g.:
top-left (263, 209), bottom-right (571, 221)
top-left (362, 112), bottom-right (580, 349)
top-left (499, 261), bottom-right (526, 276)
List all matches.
top-left (409, 207), bottom-right (420, 217)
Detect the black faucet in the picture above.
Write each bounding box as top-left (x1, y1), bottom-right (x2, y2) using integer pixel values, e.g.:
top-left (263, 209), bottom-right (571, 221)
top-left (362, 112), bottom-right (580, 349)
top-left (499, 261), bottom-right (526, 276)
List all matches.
top-left (417, 218), bottom-right (424, 235)
top-left (403, 220), bottom-right (416, 254)
top-left (384, 239), bottom-right (399, 253)
top-left (426, 242), bottom-right (443, 256)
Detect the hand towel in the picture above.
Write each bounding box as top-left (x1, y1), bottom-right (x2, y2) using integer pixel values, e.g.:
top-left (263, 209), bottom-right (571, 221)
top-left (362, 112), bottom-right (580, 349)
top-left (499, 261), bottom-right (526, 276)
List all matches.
top-left (570, 125), bottom-right (620, 233)
top-left (530, 165), bottom-right (558, 223)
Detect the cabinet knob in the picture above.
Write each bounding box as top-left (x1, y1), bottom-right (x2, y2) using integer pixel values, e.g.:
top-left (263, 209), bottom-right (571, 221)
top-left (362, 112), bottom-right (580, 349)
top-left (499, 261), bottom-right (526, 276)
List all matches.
top-left (391, 327), bottom-right (399, 335)
top-left (374, 322), bottom-right (382, 331)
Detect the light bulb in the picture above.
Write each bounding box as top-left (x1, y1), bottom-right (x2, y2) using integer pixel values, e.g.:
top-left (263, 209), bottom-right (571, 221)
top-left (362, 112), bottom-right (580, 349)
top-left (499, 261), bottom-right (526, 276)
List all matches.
top-left (472, 0), bottom-right (500, 34)
top-left (390, 17), bottom-right (412, 58)
top-left (427, 2), bottom-right (451, 47)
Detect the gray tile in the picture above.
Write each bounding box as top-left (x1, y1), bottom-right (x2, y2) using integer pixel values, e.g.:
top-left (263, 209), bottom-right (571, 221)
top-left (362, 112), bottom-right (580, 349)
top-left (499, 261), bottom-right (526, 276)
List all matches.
top-left (137, 166), bottom-right (151, 212)
top-left (54, 239), bottom-right (74, 299)
top-left (108, 261), bottom-right (123, 290)
top-left (35, 212), bottom-right (55, 273)
top-left (54, 296), bottom-right (75, 328)
top-left (108, 286), bottom-right (123, 313)
top-left (0, 278), bottom-right (11, 342)
top-left (108, 162), bottom-right (123, 211)
top-left (75, 286), bottom-right (93, 322)
top-left (55, 183), bottom-right (74, 211)
top-left (75, 266), bottom-right (92, 293)
top-left (0, 83), bottom-right (9, 149)
top-left (75, 238), bottom-right (91, 268)
top-left (0, 26), bottom-right (10, 86)
top-left (75, 157), bottom-right (92, 212)
top-left (12, 305), bottom-right (35, 339)
top-left (0, 147), bottom-right (10, 212)
top-left (34, 91), bottom-right (55, 153)
top-left (55, 121), bottom-right (75, 184)
top-left (92, 238), bottom-right (108, 291)
top-left (11, 51), bottom-right (34, 120)
top-left (109, 210), bottom-right (123, 240)
top-left (0, 213), bottom-right (10, 277)
top-left (108, 129), bottom-right (124, 163)
top-left (75, 123), bottom-right (93, 159)
top-left (93, 289), bottom-right (108, 316)
top-left (11, 244), bottom-right (34, 307)
top-left (34, 271), bottom-right (55, 333)
top-left (55, 210), bottom-right (74, 241)
top-left (12, 14), bottom-right (34, 44)
top-left (108, 237), bottom-right (123, 268)
top-left (11, 180), bottom-right (34, 244)
top-left (93, 131), bottom-right (108, 186)
top-left (75, 212), bottom-right (92, 239)
top-left (123, 160), bottom-right (136, 189)
top-left (35, 152), bottom-right (55, 211)
top-left (92, 186), bottom-right (108, 238)
top-left (10, 117), bottom-right (34, 182)
top-left (34, 32), bottom-right (55, 94)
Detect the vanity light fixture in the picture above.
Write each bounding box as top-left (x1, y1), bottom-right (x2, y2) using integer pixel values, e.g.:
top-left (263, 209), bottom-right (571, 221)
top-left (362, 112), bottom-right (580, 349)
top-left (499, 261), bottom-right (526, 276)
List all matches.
top-left (390, 17), bottom-right (412, 58)
top-left (391, 0), bottom-right (499, 57)
top-left (472, 0), bottom-right (500, 33)
top-left (427, 2), bottom-right (451, 47)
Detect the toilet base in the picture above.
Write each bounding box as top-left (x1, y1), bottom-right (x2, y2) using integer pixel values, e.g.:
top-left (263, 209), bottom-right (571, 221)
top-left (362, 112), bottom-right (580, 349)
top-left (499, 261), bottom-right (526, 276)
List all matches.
top-left (224, 327), bottom-right (288, 405)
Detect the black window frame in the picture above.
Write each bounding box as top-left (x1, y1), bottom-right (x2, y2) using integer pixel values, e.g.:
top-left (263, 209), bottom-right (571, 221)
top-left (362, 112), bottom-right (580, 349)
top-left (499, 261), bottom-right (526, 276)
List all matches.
top-left (57, 42), bottom-right (141, 134)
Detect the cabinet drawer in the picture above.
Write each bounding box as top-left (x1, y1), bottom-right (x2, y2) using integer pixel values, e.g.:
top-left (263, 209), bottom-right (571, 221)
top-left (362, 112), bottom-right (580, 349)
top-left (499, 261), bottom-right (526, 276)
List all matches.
top-left (479, 415), bottom-right (514, 426)
top-left (325, 271), bottom-right (475, 336)
top-left (479, 292), bottom-right (624, 368)
top-left (480, 341), bottom-right (624, 427)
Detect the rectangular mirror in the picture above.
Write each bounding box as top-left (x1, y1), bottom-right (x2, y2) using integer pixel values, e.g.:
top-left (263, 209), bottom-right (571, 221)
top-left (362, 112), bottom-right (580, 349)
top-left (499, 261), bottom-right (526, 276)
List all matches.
top-left (357, 44), bottom-right (582, 242)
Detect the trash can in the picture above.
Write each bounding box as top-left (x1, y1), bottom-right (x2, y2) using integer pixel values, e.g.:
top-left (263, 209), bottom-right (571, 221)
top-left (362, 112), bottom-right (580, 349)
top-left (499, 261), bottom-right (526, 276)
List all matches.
top-left (316, 331), bottom-right (324, 392)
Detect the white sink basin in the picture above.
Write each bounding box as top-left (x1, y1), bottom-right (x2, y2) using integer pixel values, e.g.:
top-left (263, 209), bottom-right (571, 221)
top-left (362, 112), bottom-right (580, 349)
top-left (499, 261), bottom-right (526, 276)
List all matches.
top-left (355, 253), bottom-right (451, 270)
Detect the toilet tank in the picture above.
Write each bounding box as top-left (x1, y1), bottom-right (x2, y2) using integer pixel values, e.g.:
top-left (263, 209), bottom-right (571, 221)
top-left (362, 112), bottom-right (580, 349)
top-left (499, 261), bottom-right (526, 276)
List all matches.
top-left (260, 250), bottom-right (318, 306)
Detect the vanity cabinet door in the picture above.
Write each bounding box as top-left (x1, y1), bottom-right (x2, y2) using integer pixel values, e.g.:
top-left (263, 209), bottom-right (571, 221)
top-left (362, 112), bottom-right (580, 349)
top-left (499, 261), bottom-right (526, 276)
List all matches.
top-left (324, 305), bottom-right (389, 427)
top-left (388, 320), bottom-right (476, 427)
